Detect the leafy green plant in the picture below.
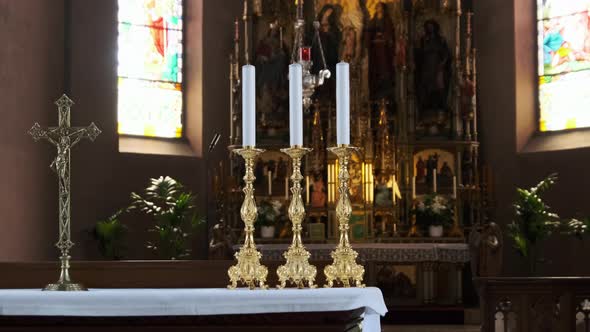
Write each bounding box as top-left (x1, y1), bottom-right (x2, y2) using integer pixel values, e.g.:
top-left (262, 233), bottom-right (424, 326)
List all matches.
top-left (413, 194), bottom-right (454, 228)
top-left (130, 176), bottom-right (204, 260)
top-left (507, 173), bottom-right (590, 274)
top-left (93, 209), bottom-right (127, 260)
top-left (256, 199), bottom-right (282, 227)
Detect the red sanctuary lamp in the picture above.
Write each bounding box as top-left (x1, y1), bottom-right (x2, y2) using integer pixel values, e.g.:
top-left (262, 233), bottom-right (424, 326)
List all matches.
top-left (300, 46), bottom-right (311, 62)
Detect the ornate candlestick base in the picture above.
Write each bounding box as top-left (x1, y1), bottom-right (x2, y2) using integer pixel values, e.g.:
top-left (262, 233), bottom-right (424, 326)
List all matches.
top-left (228, 147), bottom-right (268, 290)
top-left (44, 255), bottom-right (87, 291)
top-left (277, 146), bottom-right (317, 289)
top-left (324, 145), bottom-right (365, 288)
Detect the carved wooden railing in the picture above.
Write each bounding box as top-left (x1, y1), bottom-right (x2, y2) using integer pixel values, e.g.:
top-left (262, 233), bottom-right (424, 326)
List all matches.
top-left (476, 277), bottom-right (590, 332)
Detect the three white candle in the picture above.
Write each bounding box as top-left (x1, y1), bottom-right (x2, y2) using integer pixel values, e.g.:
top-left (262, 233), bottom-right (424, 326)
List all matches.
top-left (289, 64), bottom-right (303, 146)
top-left (242, 65), bottom-right (256, 147)
top-left (336, 62), bottom-right (350, 145)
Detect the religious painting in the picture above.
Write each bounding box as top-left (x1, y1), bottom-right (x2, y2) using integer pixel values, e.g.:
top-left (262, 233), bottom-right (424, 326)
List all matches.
top-left (538, 0), bottom-right (590, 131)
top-left (117, 0), bottom-right (184, 138)
top-left (413, 18), bottom-right (452, 137)
top-left (367, 2), bottom-right (396, 102)
top-left (309, 171), bottom-right (328, 208)
top-left (413, 148), bottom-right (455, 195)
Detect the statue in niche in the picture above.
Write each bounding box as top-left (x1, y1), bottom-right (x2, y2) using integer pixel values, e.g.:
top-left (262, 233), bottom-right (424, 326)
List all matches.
top-left (416, 156), bottom-right (426, 183)
top-left (440, 161), bottom-right (453, 179)
top-left (367, 2), bottom-right (396, 101)
top-left (425, 153), bottom-right (439, 187)
top-left (311, 172), bottom-right (327, 208)
top-left (313, 4), bottom-right (341, 100)
top-left (415, 19), bottom-right (452, 134)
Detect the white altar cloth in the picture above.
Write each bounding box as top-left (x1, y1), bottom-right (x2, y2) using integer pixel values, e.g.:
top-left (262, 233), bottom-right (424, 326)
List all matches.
top-left (0, 287), bottom-right (387, 331)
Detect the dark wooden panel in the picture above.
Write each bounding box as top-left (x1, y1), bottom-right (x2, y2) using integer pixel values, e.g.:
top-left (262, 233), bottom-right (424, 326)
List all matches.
top-left (0, 309), bottom-right (363, 332)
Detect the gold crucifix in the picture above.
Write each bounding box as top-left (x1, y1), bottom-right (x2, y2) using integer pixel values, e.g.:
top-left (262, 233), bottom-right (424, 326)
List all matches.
top-left (29, 94), bottom-right (101, 291)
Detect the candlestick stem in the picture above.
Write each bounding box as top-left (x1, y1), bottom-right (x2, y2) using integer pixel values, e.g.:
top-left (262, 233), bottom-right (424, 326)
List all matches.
top-left (277, 146), bottom-right (317, 289)
top-left (324, 145), bottom-right (365, 288)
top-left (228, 147), bottom-right (268, 289)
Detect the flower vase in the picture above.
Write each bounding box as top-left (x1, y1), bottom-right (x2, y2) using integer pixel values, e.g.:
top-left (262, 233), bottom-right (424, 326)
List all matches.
top-left (429, 225), bottom-right (444, 237)
top-left (260, 226), bottom-right (275, 238)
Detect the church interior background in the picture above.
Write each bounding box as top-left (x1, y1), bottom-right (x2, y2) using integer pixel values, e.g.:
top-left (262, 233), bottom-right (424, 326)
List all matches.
top-left (2, 0), bottom-right (590, 329)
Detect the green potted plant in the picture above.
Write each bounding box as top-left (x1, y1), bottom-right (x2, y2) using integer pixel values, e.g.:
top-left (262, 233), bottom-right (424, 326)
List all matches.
top-left (130, 176), bottom-right (204, 260)
top-left (413, 193), bottom-right (454, 237)
top-left (256, 199), bottom-right (282, 238)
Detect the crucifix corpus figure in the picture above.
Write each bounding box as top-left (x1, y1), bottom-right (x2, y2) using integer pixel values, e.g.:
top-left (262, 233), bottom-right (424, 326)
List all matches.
top-left (28, 94), bottom-right (101, 291)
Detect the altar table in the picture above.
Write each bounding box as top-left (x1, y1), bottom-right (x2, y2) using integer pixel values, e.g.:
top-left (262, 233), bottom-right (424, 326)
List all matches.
top-left (239, 243), bottom-right (470, 304)
top-left (0, 287), bottom-right (387, 332)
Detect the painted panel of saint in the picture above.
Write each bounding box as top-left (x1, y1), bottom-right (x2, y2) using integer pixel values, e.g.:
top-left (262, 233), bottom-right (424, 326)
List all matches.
top-left (414, 19), bottom-right (452, 135)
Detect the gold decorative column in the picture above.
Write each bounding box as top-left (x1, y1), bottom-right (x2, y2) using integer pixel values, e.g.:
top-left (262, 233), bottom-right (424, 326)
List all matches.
top-left (324, 145), bottom-right (365, 288)
top-left (228, 147), bottom-right (268, 289)
top-left (276, 146), bottom-right (317, 289)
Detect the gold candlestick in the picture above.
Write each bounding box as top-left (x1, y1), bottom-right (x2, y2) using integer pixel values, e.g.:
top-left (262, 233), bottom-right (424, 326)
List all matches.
top-left (324, 145), bottom-right (365, 288)
top-left (276, 146), bottom-right (317, 289)
top-left (228, 146), bottom-right (268, 290)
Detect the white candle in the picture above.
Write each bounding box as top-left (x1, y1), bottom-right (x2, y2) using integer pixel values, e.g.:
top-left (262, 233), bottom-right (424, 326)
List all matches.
top-left (285, 177), bottom-right (289, 199)
top-left (433, 169), bottom-right (437, 193)
top-left (242, 65), bottom-right (256, 147)
top-left (268, 171), bottom-right (272, 196)
top-left (289, 64), bottom-right (303, 146)
top-left (412, 176), bottom-right (416, 199)
top-left (452, 176), bottom-right (457, 198)
top-left (336, 62), bottom-right (350, 145)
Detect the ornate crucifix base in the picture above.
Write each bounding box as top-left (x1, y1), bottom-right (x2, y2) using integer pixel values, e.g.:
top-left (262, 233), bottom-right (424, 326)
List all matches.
top-left (44, 255), bottom-right (87, 291)
top-left (29, 94), bottom-right (100, 292)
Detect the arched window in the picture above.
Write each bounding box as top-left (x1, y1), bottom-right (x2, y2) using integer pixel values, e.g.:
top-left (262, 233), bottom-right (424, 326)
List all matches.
top-left (117, 0), bottom-right (184, 138)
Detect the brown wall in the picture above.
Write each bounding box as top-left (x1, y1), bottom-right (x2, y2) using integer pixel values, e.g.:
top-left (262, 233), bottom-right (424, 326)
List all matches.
top-left (0, 0), bottom-right (65, 260)
top-left (476, 0), bottom-right (590, 276)
top-left (2, 0), bottom-right (589, 276)
top-left (0, 0), bottom-right (241, 261)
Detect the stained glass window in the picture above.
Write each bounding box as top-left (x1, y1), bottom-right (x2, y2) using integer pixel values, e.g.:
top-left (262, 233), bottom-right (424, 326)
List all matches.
top-left (117, 0), bottom-right (184, 138)
top-left (538, 0), bottom-right (590, 132)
